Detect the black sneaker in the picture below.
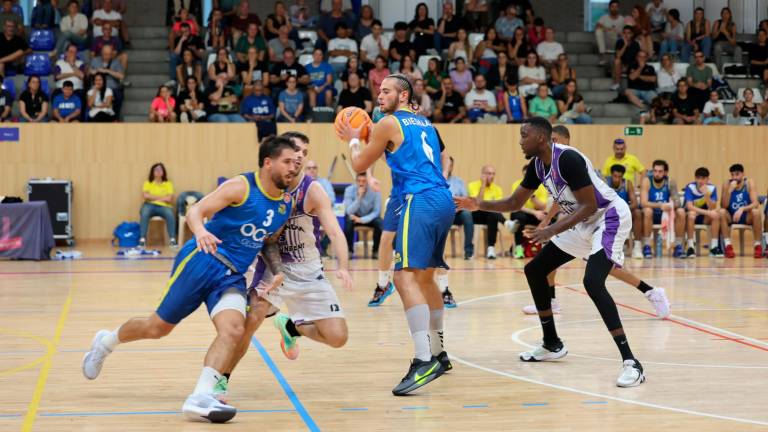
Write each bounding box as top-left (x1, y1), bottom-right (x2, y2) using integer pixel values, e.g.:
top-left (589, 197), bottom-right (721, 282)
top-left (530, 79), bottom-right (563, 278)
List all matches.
top-left (367, 282), bottom-right (395, 307)
top-left (685, 246), bottom-right (696, 259)
top-left (437, 351), bottom-right (452, 371)
top-left (709, 246), bottom-right (724, 258)
top-left (464, 252), bottom-right (473, 260)
top-left (442, 288), bottom-right (457, 308)
top-left (169, 238), bottom-right (178, 248)
top-left (391, 357), bottom-right (445, 396)
top-left (138, 238), bottom-right (146, 248)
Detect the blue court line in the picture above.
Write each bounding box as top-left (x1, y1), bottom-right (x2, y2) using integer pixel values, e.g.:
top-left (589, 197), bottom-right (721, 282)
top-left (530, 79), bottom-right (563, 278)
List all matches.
top-left (0, 408), bottom-right (296, 419)
top-left (401, 406), bottom-right (429, 410)
top-left (463, 404), bottom-right (488, 409)
top-left (522, 403), bottom-right (548, 407)
top-left (582, 401), bottom-right (608, 405)
top-left (250, 337), bottom-right (320, 432)
top-left (339, 408), bottom-right (369, 412)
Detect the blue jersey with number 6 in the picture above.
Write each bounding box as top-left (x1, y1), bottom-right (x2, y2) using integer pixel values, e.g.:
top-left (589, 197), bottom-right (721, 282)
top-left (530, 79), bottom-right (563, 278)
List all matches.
top-left (386, 109), bottom-right (448, 196)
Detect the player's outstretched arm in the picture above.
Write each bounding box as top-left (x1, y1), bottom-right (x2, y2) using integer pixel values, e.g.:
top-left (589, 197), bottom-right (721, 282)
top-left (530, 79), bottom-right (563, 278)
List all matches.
top-left (307, 183), bottom-right (353, 291)
top-left (454, 186), bottom-right (533, 213)
top-left (187, 176), bottom-right (247, 254)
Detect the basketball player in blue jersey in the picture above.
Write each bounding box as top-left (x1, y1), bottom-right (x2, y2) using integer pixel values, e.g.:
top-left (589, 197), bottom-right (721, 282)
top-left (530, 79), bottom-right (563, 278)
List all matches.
top-left (718, 164), bottom-right (763, 258)
top-left (640, 159), bottom-right (686, 258)
top-left (456, 117), bottom-right (645, 387)
top-left (683, 167), bottom-right (722, 258)
top-left (338, 73), bottom-right (454, 396)
top-left (81, 136), bottom-right (299, 423)
top-left (606, 164), bottom-right (644, 256)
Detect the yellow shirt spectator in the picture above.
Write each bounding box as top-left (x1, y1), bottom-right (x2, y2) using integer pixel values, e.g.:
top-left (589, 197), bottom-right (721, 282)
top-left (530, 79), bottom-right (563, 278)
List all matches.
top-left (467, 180), bottom-right (504, 201)
top-left (143, 180), bottom-right (174, 207)
top-left (511, 179), bottom-right (548, 210)
top-left (602, 153), bottom-right (645, 183)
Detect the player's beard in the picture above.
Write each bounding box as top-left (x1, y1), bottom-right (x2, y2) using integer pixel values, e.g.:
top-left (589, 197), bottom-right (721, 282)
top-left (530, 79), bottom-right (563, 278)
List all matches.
top-left (272, 171), bottom-right (292, 190)
top-left (380, 98), bottom-right (398, 114)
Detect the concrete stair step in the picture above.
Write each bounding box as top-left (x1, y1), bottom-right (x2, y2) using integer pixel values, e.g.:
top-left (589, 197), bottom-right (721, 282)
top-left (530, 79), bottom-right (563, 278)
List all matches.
top-left (132, 37), bottom-right (170, 50)
top-left (581, 90), bottom-right (617, 103)
top-left (589, 103), bottom-right (642, 118)
top-left (572, 66), bottom-right (606, 78)
top-left (565, 32), bottom-right (595, 43)
top-left (129, 26), bottom-right (170, 39)
top-left (561, 42), bottom-right (596, 54)
top-left (592, 116), bottom-right (632, 124)
top-left (123, 114), bottom-right (150, 123)
top-left (121, 100), bottom-right (150, 116)
top-left (124, 74), bottom-right (169, 87)
top-left (580, 77), bottom-right (620, 91)
top-left (128, 61), bottom-right (169, 75)
top-left (569, 53), bottom-right (602, 66)
top-left (129, 50), bottom-right (168, 63)
top-left (124, 87), bottom-right (159, 101)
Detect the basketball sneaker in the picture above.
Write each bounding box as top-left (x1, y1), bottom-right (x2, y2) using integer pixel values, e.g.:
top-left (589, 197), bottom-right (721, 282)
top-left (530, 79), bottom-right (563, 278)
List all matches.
top-left (686, 246), bottom-right (696, 258)
top-left (437, 351), bottom-right (453, 371)
top-left (519, 341), bottom-right (568, 362)
top-left (513, 245), bottom-right (525, 259)
top-left (616, 359), bottom-right (645, 387)
top-left (710, 246), bottom-right (724, 258)
top-left (367, 282), bottom-right (395, 307)
top-left (182, 392), bottom-right (237, 423)
top-left (754, 244), bottom-right (763, 258)
top-left (486, 246), bottom-right (497, 260)
top-left (391, 357), bottom-right (445, 396)
top-left (724, 244), bottom-right (735, 258)
top-left (673, 244), bottom-right (684, 258)
top-left (631, 247), bottom-right (643, 259)
top-left (642, 245), bottom-right (653, 259)
top-left (522, 299), bottom-right (561, 315)
top-left (212, 376), bottom-right (229, 404)
top-left (82, 329), bottom-right (113, 380)
top-left (273, 313), bottom-right (299, 360)
top-left (504, 219), bottom-right (519, 234)
top-left (644, 287), bottom-right (670, 319)
top-left (443, 288), bottom-right (457, 308)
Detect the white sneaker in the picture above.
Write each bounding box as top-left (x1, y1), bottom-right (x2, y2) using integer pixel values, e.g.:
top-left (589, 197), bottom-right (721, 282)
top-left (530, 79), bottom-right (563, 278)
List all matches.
top-left (182, 393), bottom-right (237, 423)
top-left (504, 220), bottom-right (519, 233)
top-left (520, 342), bottom-right (568, 362)
top-left (616, 359), bottom-right (645, 387)
top-left (486, 246), bottom-right (496, 260)
top-left (631, 247), bottom-right (643, 259)
top-left (644, 287), bottom-right (670, 319)
top-left (522, 298), bottom-right (561, 315)
top-left (82, 330), bottom-right (113, 380)
top-left (610, 83), bottom-right (620, 91)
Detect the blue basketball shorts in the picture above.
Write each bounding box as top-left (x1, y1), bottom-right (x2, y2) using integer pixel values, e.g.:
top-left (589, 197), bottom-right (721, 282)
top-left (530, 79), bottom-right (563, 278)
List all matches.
top-left (394, 188), bottom-right (454, 271)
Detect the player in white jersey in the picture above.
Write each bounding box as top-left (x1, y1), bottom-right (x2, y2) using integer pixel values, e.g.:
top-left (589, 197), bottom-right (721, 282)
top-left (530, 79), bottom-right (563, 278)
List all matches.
top-left (456, 117), bottom-right (645, 387)
top-left (225, 132), bottom-right (353, 379)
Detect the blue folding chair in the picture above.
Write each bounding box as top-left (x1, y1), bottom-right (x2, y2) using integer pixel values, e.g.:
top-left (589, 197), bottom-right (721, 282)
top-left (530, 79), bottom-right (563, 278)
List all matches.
top-left (24, 54), bottom-right (52, 76)
top-left (29, 29), bottom-right (56, 52)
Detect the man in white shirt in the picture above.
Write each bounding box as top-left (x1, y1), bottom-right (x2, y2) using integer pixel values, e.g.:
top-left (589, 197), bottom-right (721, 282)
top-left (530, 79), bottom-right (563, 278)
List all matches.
top-left (360, 19), bottom-right (388, 71)
top-left (92, 0), bottom-right (129, 45)
top-left (56, 0), bottom-right (88, 55)
top-left (464, 74), bottom-right (497, 122)
top-left (327, 22), bottom-right (357, 75)
top-left (595, 0), bottom-right (624, 61)
top-left (536, 28), bottom-right (564, 68)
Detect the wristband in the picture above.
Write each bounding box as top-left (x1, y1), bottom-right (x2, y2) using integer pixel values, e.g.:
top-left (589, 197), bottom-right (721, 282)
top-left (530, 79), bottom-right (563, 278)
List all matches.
top-left (348, 138), bottom-right (360, 149)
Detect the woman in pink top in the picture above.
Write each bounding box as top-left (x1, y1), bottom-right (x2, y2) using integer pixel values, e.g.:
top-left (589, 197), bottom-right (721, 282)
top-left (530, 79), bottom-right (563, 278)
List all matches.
top-left (449, 57), bottom-right (473, 96)
top-left (149, 85), bottom-right (177, 123)
top-left (368, 55), bottom-right (391, 97)
top-left (171, 8), bottom-right (199, 35)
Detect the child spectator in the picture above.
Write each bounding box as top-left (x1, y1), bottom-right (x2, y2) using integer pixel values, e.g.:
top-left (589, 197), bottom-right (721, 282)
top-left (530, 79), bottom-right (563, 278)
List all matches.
top-left (19, 75), bottom-right (49, 123)
top-left (528, 83), bottom-right (557, 122)
top-left (701, 90), bottom-right (725, 125)
top-left (149, 85), bottom-right (177, 123)
top-left (277, 74), bottom-right (304, 122)
top-left (502, 79), bottom-right (527, 122)
top-left (241, 80), bottom-right (276, 139)
top-left (52, 81), bottom-right (82, 122)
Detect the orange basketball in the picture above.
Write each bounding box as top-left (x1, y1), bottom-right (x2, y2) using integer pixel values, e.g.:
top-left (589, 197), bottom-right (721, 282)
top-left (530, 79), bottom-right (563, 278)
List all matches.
top-left (335, 106), bottom-right (372, 142)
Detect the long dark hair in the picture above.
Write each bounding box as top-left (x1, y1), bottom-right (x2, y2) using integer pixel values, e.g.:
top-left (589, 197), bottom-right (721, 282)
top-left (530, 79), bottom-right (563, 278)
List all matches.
top-left (413, 2), bottom-right (428, 21)
top-left (148, 163), bottom-right (168, 182)
top-left (93, 73), bottom-right (108, 101)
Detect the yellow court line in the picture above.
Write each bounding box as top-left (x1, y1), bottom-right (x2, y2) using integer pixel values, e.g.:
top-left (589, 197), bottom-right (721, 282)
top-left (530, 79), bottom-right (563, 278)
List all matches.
top-left (22, 288), bottom-right (72, 432)
top-left (0, 357), bottom-right (46, 379)
top-left (0, 326), bottom-right (52, 378)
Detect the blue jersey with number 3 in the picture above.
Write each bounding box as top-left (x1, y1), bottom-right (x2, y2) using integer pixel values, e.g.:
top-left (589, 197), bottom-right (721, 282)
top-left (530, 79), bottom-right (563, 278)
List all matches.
top-left (386, 109), bottom-right (448, 196)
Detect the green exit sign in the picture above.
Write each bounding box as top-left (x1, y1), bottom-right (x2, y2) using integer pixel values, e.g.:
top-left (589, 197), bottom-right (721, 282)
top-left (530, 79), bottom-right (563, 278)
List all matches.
top-left (624, 126), bottom-right (643, 136)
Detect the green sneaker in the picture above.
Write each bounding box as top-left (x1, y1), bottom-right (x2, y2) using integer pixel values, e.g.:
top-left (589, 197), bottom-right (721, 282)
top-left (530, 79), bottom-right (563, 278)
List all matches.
top-left (513, 245), bottom-right (525, 259)
top-left (273, 313), bottom-right (300, 360)
top-left (213, 376), bottom-right (229, 403)
top-left (392, 357), bottom-right (445, 396)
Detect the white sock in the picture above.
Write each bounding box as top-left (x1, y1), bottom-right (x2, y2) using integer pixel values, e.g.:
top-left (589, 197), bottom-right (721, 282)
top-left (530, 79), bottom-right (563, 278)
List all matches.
top-left (101, 328), bottom-right (122, 351)
top-left (405, 304), bottom-right (432, 361)
top-left (763, 233), bottom-right (768, 244)
top-left (687, 239), bottom-right (695, 248)
top-left (710, 239), bottom-right (719, 249)
top-left (723, 238), bottom-right (732, 246)
top-left (193, 366), bottom-right (222, 395)
top-left (437, 274), bottom-right (449, 293)
top-left (429, 309), bottom-right (444, 355)
top-left (377, 270), bottom-right (389, 288)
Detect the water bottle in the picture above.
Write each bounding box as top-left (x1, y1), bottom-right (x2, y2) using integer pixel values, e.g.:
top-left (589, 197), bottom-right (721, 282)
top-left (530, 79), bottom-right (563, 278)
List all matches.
top-left (655, 233), bottom-right (663, 258)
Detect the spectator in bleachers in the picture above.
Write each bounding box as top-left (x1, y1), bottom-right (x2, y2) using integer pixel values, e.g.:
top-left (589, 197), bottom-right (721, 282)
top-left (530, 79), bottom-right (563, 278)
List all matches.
top-left (206, 75), bottom-right (245, 122)
top-left (206, 8), bottom-right (226, 51)
top-left (239, 46), bottom-right (269, 97)
top-left (656, 53), bottom-right (680, 94)
top-left (19, 75), bottom-right (48, 122)
top-left (467, 165), bottom-right (506, 259)
top-left (368, 54), bottom-right (389, 97)
top-left (0, 1), bottom-right (23, 36)
top-left (176, 76), bottom-right (206, 123)
top-left (464, 74), bottom-right (497, 123)
top-left (337, 71), bottom-right (372, 114)
top-left (595, 0), bottom-right (623, 64)
top-left (449, 57), bottom-right (473, 97)
top-left (306, 48), bottom-right (334, 108)
top-left (93, 0), bottom-right (126, 15)
top-left (167, 0), bottom-right (202, 27)
top-left (269, 48), bottom-right (309, 94)
top-left (343, 171), bottom-right (382, 258)
top-left (264, 1), bottom-right (292, 41)
top-left (328, 22), bottom-right (357, 76)
top-left (435, 1), bottom-right (462, 54)
top-left (505, 0), bottom-right (535, 26)
top-left (732, 88), bottom-right (761, 123)
top-left (56, 1), bottom-right (88, 56)
top-left (0, 74), bottom-right (11, 121)
top-left (0, 19), bottom-right (28, 76)
top-left (494, 4), bottom-right (523, 43)
top-left (448, 27), bottom-right (470, 64)
top-left (389, 21), bottom-right (415, 72)
top-left (487, 51), bottom-right (516, 92)
top-left (508, 26), bottom-right (533, 66)
top-left (685, 50), bottom-right (712, 109)
top-left (444, 156), bottom-right (474, 259)
top-left (433, 76), bottom-right (466, 123)
top-left (711, 7), bottom-right (742, 71)
top-left (268, 23), bottom-right (296, 63)
top-left (229, 0), bottom-right (261, 46)
top-left (149, 84), bottom-right (177, 123)
top-left (94, 23), bottom-right (129, 71)
top-left (659, 9), bottom-right (684, 58)
top-left (316, 0), bottom-right (353, 51)
top-left (360, 19), bottom-right (388, 73)
top-left (218, 0), bottom-right (239, 22)
top-left (170, 7), bottom-right (199, 35)
top-left (549, 52), bottom-right (575, 98)
top-left (535, 27), bottom-right (564, 69)
top-left (139, 162), bottom-right (176, 248)
top-left (748, 29), bottom-right (768, 87)
top-left (242, 80), bottom-right (276, 138)
top-left (557, 79), bottom-right (592, 124)
top-left (31, 0), bottom-right (56, 29)
top-left (639, 93), bottom-right (673, 124)
top-left (528, 83), bottom-right (557, 122)
top-left (671, 78), bottom-right (700, 125)
top-left (463, 0), bottom-right (489, 33)
top-left (683, 167), bottom-right (721, 257)
top-left (235, 22), bottom-right (267, 65)
top-left (92, 0), bottom-right (130, 47)
top-left (422, 57), bottom-right (445, 96)
top-left (86, 73), bottom-right (116, 122)
top-left (502, 79), bottom-right (526, 122)
top-left (682, 7), bottom-right (711, 63)
top-left (627, 5), bottom-right (654, 58)
top-left (625, 50), bottom-right (657, 109)
top-left (611, 26), bottom-right (640, 91)
top-left (601, 138), bottom-right (645, 185)
top-left (277, 74), bottom-right (304, 122)
top-left (408, 2), bottom-right (435, 57)
top-left (473, 27), bottom-right (505, 75)
top-left (518, 52), bottom-right (546, 96)
top-left (701, 90), bottom-right (725, 125)
top-left (176, 48), bottom-right (202, 90)
top-left (646, 0), bottom-right (667, 36)
top-left (89, 45), bottom-right (124, 97)
top-left (54, 43), bottom-right (86, 95)
top-left (413, 78), bottom-right (432, 118)
top-left (207, 47), bottom-right (235, 85)
top-left (355, 4), bottom-right (375, 41)
top-left (398, 55), bottom-right (422, 82)
top-left (527, 17), bottom-right (545, 47)
top-left (340, 56), bottom-right (365, 89)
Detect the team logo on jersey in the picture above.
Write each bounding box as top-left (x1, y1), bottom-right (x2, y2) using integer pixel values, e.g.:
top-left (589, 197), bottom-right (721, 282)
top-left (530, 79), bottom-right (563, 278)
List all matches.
top-left (394, 252), bottom-right (402, 264)
top-left (283, 193), bottom-right (292, 203)
top-left (278, 204), bottom-right (287, 215)
top-left (297, 189), bottom-right (304, 203)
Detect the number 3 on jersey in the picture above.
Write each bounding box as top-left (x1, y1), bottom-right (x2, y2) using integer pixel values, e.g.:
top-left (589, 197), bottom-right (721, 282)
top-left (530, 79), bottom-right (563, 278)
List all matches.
top-left (421, 131), bottom-right (434, 164)
top-left (263, 209), bottom-right (274, 227)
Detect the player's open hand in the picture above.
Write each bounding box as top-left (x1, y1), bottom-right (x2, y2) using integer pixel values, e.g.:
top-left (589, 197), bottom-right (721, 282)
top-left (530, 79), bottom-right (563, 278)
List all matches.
top-left (454, 196), bottom-right (479, 212)
top-left (195, 229), bottom-right (222, 254)
top-left (336, 117), bottom-right (368, 142)
top-left (263, 273), bottom-right (285, 293)
top-left (526, 225), bottom-right (554, 244)
top-left (336, 269), bottom-right (353, 291)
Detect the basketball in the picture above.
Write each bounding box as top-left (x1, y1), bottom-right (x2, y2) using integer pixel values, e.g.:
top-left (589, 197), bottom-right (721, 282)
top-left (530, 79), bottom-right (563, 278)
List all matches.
top-left (335, 107), bottom-right (372, 142)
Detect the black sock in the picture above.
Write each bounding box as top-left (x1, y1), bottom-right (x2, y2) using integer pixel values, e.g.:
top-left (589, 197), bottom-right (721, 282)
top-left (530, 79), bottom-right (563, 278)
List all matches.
top-left (613, 333), bottom-right (634, 361)
top-left (539, 315), bottom-right (561, 347)
top-left (549, 285), bottom-right (556, 299)
top-left (223, 373), bottom-right (230, 380)
top-left (636, 280), bottom-right (653, 294)
top-left (285, 319), bottom-right (301, 337)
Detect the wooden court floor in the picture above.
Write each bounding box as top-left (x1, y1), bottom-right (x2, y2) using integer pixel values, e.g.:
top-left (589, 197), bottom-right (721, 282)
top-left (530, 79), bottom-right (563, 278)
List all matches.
top-left (1, 244), bottom-right (767, 431)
